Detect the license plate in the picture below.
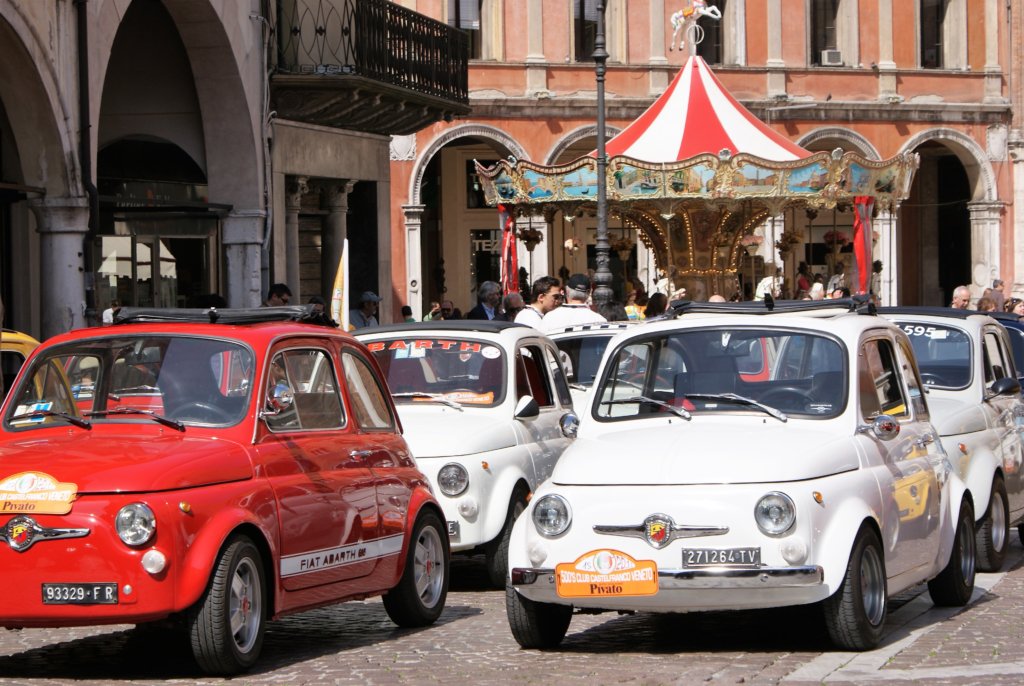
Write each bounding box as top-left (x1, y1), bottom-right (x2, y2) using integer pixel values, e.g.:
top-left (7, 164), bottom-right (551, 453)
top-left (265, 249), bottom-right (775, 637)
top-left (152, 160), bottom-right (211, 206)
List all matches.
top-left (446, 520), bottom-right (460, 539)
top-left (42, 583), bottom-right (119, 605)
top-left (681, 547), bottom-right (760, 567)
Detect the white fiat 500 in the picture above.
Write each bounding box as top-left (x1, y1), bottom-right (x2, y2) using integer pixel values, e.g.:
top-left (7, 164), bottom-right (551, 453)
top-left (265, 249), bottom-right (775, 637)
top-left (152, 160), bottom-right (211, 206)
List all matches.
top-left (357, 321), bottom-right (576, 586)
top-left (880, 307), bottom-right (1024, 571)
top-left (507, 300), bottom-right (976, 651)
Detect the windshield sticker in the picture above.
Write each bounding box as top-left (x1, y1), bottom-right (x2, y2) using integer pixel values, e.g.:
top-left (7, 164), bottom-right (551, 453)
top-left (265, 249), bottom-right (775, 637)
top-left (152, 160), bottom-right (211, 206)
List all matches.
top-left (555, 549), bottom-right (658, 598)
top-left (413, 391), bottom-right (494, 405)
top-left (808, 403), bottom-right (833, 414)
top-left (367, 340), bottom-right (487, 354)
top-left (481, 346), bottom-right (501, 359)
top-left (0, 471), bottom-right (78, 515)
top-left (12, 402), bottom-right (53, 423)
top-left (900, 324), bottom-right (947, 339)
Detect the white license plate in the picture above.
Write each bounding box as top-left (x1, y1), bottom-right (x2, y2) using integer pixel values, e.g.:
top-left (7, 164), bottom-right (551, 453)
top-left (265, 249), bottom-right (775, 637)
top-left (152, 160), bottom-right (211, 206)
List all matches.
top-left (681, 547), bottom-right (760, 567)
top-left (42, 583), bottom-right (118, 605)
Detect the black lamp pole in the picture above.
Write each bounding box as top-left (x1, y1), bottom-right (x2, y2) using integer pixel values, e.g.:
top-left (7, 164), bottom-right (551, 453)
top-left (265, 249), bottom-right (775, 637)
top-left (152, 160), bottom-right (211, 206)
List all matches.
top-left (592, 0), bottom-right (612, 306)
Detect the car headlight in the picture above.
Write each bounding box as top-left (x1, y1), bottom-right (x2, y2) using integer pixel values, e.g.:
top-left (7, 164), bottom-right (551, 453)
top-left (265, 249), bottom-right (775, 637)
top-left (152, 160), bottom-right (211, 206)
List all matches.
top-left (116, 503), bottom-right (156, 546)
top-left (532, 494), bottom-right (572, 537)
top-left (754, 492), bottom-right (795, 536)
top-left (437, 463), bottom-right (469, 496)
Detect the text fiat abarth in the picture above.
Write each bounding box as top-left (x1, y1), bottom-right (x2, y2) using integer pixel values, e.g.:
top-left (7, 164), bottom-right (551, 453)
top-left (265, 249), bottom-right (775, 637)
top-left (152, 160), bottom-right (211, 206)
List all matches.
top-left (506, 301), bottom-right (976, 651)
top-left (356, 320), bottom-right (576, 587)
top-left (0, 307), bottom-right (448, 675)
top-left (880, 307), bottom-right (1024, 570)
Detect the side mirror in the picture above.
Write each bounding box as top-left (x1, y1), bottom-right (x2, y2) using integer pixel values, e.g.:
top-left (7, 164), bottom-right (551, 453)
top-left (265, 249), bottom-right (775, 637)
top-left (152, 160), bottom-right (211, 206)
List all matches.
top-left (858, 414), bottom-right (900, 441)
top-left (987, 376), bottom-right (1021, 399)
top-left (262, 383), bottom-right (295, 417)
top-left (560, 411), bottom-right (580, 438)
top-left (514, 395), bottom-right (540, 420)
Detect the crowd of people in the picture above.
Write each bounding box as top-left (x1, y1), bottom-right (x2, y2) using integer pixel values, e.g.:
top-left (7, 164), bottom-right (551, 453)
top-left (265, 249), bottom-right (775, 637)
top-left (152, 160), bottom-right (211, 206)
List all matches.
top-left (950, 279), bottom-right (1024, 314)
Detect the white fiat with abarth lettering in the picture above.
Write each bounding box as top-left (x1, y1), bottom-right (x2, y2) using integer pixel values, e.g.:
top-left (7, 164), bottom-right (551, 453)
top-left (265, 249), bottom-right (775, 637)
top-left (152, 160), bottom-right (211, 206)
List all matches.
top-left (357, 320), bottom-right (577, 587)
top-left (506, 299), bottom-right (976, 651)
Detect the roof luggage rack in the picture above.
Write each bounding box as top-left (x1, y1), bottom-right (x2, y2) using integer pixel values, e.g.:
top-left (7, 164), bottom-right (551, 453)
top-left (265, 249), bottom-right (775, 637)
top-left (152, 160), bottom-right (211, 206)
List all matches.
top-left (360, 320), bottom-right (527, 336)
top-left (876, 306), bottom-right (983, 321)
top-left (665, 294), bottom-right (876, 318)
top-left (112, 305), bottom-right (335, 326)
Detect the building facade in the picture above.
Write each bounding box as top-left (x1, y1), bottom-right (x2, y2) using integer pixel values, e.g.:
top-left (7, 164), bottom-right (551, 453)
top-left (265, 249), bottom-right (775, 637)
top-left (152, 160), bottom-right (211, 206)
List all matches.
top-left (0, 0), bottom-right (467, 340)
top-left (390, 0), bottom-right (1021, 314)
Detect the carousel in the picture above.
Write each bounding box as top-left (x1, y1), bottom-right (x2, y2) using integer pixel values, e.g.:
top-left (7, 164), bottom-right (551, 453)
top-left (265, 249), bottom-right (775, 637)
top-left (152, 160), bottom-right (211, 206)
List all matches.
top-left (476, 54), bottom-right (919, 300)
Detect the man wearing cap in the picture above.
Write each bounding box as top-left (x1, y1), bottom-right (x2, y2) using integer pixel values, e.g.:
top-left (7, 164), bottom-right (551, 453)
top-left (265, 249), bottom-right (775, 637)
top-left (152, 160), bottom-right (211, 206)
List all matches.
top-left (350, 291), bottom-right (382, 329)
top-left (542, 274), bottom-right (606, 332)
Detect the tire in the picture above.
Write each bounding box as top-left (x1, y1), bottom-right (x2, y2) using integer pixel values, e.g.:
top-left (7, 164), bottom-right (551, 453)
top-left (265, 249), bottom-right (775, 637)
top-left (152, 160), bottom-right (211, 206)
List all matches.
top-left (977, 476), bottom-right (1009, 572)
top-left (1018, 523), bottom-right (1024, 547)
top-left (188, 536), bottom-right (266, 676)
top-left (505, 582), bottom-right (572, 649)
top-left (485, 486), bottom-right (529, 588)
top-left (929, 498), bottom-right (976, 606)
top-left (384, 509), bottom-right (449, 627)
top-left (822, 527), bottom-right (887, 650)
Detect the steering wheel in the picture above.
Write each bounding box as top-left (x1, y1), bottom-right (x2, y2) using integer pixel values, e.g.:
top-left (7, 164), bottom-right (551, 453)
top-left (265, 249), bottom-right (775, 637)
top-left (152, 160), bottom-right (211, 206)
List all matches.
top-left (758, 387), bottom-right (814, 409)
top-left (918, 373), bottom-right (945, 386)
top-left (169, 401), bottom-right (233, 424)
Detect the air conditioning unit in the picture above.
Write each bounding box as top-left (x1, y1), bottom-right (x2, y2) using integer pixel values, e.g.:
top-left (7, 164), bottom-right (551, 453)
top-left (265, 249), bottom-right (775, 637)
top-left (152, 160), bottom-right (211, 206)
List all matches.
top-left (820, 49), bottom-right (843, 66)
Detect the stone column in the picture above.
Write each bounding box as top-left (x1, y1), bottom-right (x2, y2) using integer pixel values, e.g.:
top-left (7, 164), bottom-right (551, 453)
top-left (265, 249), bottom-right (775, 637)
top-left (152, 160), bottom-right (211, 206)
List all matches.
top-left (376, 179), bottom-right (393, 324)
top-left (876, 210), bottom-right (898, 306)
top-left (284, 175), bottom-right (308, 297)
top-left (404, 205), bottom-right (426, 320)
top-left (525, 0), bottom-right (547, 96)
top-left (223, 209), bottom-right (266, 308)
top-left (968, 200), bottom-right (1005, 299)
top-left (766, 0), bottom-right (786, 97)
top-left (983, 0), bottom-right (1003, 102)
top-left (876, 0), bottom-right (899, 100)
top-left (320, 180), bottom-right (355, 299)
top-left (29, 197), bottom-right (89, 338)
top-left (1011, 133), bottom-right (1024, 296)
top-left (517, 214), bottom-right (549, 285)
top-left (649, 0), bottom-right (669, 93)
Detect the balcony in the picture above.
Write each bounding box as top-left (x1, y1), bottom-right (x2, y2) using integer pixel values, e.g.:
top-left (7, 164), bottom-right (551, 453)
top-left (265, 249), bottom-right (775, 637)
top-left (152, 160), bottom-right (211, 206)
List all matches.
top-left (273, 0), bottom-right (470, 135)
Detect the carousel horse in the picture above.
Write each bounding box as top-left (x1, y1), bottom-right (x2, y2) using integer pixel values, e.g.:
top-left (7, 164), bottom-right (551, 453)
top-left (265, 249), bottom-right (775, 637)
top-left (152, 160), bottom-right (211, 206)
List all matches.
top-left (669, 0), bottom-right (722, 51)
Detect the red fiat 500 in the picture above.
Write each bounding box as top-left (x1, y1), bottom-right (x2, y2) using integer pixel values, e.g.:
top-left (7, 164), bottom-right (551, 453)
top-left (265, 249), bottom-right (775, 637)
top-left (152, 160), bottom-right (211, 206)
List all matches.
top-left (0, 307), bottom-right (449, 675)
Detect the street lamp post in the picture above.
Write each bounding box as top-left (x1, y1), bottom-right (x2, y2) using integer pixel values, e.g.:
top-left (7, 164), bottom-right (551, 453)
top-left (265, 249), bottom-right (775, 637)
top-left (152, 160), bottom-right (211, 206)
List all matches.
top-left (592, 0), bottom-right (613, 306)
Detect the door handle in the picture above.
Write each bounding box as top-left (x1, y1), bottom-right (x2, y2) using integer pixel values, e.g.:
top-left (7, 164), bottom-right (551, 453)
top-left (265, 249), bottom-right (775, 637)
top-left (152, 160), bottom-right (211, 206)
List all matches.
top-left (340, 449), bottom-right (373, 467)
top-left (915, 435), bottom-right (935, 449)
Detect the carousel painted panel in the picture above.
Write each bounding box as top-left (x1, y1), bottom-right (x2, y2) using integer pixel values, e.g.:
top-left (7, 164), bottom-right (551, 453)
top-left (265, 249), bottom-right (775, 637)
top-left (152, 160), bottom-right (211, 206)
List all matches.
top-left (784, 162), bottom-right (831, 195)
top-left (729, 162), bottom-right (784, 196)
top-left (611, 163), bottom-right (665, 198)
top-left (667, 164), bottom-right (716, 197)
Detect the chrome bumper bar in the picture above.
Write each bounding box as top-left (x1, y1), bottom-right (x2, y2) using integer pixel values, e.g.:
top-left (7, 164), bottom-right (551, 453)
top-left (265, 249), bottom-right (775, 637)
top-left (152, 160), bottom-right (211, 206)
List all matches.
top-left (511, 564), bottom-right (823, 589)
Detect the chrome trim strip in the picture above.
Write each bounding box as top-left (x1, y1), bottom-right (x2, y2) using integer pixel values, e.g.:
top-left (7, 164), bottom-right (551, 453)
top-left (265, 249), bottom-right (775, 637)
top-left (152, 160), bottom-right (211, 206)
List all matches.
top-left (512, 565), bottom-right (823, 589)
top-left (593, 523), bottom-right (729, 540)
top-left (0, 516), bottom-right (90, 552)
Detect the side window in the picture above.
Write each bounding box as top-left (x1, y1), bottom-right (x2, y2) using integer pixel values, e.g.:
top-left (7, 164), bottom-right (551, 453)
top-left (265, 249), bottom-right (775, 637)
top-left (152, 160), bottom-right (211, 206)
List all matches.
top-left (342, 350), bottom-right (394, 430)
top-left (265, 349), bottom-right (344, 432)
top-left (545, 345), bottom-right (572, 407)
top-left (859, 339), bottom-right (908, 420)
top-left (517, 345), bottom-right (553, 407)
top-left (983, 331), bottom-right (1011, 385)
top-left (11, 359), bottom-right (80, 425)
top-left (897, 337), bottom-right (929, 420)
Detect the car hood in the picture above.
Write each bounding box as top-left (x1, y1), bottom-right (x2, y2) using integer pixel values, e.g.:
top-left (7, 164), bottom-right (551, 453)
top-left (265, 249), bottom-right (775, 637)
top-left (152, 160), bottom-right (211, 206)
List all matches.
top-left (396, 406), bottom-right (516, 458)
top-left (0, 431), bottom-right (253, 494)
top-left (926, 395), bottom-right (988, 436)
top-left (552, 421), bottom-right (858, 485)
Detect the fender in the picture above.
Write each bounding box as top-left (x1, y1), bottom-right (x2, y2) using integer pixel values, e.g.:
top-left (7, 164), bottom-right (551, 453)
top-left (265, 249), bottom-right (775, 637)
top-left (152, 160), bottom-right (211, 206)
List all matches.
top-left (954, 441), bottom-right (999, 523)
top-left (814, 496), bottom-right (881, 593)
top-left (383, 485), bottom-right (444, 589)
top-left (174, 489), bottom-right (279, 613)
top-left (477, 467), bottom-right (532, 545)
top-left (932, 474), bottom-right (971, 576)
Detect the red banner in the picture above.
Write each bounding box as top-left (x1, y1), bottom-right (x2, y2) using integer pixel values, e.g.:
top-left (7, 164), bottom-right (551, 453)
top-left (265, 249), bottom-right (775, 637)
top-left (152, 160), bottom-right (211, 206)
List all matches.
top-left (853, 197), bottom-right (874, 295)
top-left (498, 204), bottom-right (518, 295)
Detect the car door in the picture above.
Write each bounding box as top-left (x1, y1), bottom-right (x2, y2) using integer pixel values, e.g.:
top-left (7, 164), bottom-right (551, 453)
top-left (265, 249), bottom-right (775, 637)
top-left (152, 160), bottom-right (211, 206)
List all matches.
top-left (256, 342), bottom-right (379, 591)
top-left (513, 339), bottom-right (570, 485)
top-left (858, 333), bottom-right (943, 581)
top-left (981, 326), bottom-right (1024, 517)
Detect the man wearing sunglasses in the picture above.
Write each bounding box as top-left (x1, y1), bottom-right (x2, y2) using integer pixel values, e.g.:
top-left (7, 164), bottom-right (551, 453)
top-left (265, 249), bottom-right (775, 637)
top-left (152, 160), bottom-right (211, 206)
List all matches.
top-left (514, 276), bottom-right (562, 327)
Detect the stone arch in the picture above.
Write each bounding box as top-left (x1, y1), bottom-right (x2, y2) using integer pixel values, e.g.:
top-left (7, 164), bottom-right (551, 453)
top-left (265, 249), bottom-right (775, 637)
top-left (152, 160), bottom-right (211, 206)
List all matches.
top-left (0, 1), bottom-right (77, 194)
top-left (797, 127), bottom-right (880, 160)
top-left (409, 124), bottom-right (528, 204)
top-left (898, 127), bottom-right (996, 203)
top-left (545, 125), bottom-right (622, 165)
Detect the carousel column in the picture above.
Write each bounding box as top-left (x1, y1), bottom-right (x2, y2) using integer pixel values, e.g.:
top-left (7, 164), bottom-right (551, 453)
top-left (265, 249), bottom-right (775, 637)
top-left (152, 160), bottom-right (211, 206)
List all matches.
top-left (30, 197), bottom-right (89, 338)
top-left (517, 214), bottom-right (549, 283)
top-left (222, 210), bottom-right (266, 307)
top-left (877, 209), bottom-right (898, 306)
top-left (968, 201), bottom-right (1005, 299)
top-left (321, 180), bottom-right (355, 298)
top-left (403, 205), bottom-right (425, 320)
top-left (284, 175), bottom-right (308, 295)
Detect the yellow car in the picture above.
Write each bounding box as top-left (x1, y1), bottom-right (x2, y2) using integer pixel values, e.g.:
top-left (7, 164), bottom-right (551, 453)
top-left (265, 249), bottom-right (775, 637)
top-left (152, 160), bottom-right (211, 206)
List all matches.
top-left (1, 329), bottom-right (41, 399)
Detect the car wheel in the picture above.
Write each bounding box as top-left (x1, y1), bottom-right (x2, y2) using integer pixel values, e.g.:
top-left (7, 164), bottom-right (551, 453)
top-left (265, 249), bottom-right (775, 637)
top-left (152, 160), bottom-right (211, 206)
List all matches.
top-left (822, 526), bottom-right (887, 650)
top-left (929, 498), bottom-right (976, 606)
top-left (1018, 523), bottom-right (1024, 547)
top-left (383, 509), bottom-right (449, 627)
top-left (188, 536), bottom-right (266, 675)
top-left (505, 582), bottom-right (572, 649)
top-left (485, 485), bottom-right (529, 588)
top-left (977, 476), bottom-right (1009, 572)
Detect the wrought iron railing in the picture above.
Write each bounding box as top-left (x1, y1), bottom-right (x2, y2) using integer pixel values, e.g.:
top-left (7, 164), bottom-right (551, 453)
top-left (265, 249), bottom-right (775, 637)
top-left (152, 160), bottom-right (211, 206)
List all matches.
top-left (277, 0), bottom-right (468, 104)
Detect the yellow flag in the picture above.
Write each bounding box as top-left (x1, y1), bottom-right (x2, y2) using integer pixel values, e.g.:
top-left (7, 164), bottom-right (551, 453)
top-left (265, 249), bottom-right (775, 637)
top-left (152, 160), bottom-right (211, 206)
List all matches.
top-left (330, 239), bottom-right (349, 330)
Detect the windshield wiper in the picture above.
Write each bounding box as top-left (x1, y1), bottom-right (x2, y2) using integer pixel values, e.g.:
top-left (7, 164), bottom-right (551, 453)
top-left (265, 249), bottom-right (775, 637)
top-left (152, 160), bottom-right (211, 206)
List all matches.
top-left (391, 392), bottom-right (464, 411)
top-left (85, 408), bottom-right (185, 432)
top-left (601, 395), bottom-right (691, 420)
top-left (682, 393), bottom-right (788, 423)
top-left (9, 410), bottom-right (91, 429)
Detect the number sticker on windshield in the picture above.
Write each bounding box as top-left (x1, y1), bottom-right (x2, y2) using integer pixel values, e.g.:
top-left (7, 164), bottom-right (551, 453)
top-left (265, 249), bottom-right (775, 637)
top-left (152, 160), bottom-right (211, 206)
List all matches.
top-left (901, 324), bottom-right (945, 339)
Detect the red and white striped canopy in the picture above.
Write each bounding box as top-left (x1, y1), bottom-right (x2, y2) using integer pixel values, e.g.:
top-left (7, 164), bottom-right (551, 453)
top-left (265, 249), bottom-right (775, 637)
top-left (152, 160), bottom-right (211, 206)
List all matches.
top-left (601, 56), bottom-right (811, 163)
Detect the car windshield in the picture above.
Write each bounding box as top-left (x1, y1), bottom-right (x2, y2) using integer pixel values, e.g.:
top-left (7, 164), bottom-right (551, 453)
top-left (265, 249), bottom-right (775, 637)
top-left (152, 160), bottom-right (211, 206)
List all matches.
top-left (555, 335), bottom-right (614, 387)
top-left (5, 335), bottom-right (255, 429)
top-left (366, 337), bottom-right (505, 406)
top-left (594, 327), bottom-right (847, 420)
top-left (893, 322), bottom-right (972, 389)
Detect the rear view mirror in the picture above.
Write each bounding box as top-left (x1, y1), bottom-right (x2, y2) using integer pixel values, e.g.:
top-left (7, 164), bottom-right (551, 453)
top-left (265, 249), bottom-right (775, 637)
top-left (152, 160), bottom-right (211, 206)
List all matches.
top-left (262, 383), bottom-right (295, 417)
top-left (858, 414), bottom-right (900, 441)
top-left (987, 376), bottom-right (1021, 399)
top-left (514, 395), bottom-right (540, 420)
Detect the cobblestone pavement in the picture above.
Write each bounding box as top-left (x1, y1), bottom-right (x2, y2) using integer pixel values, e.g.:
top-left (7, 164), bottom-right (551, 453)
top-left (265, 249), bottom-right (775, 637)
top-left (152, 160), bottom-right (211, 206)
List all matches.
top-left (2, 545), bottom-right (1024, 686)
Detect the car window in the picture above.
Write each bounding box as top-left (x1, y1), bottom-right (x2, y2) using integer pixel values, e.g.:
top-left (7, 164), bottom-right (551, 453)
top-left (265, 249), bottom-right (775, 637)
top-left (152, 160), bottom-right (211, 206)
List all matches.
top-left (545, 345), bottom-right (573, 407)
top-left (264, 349), bottom-right (344, 432)
top-left (1003, 327), bottom-right (1024, 378)
top-left (342, 350), bottom-right (394, 430)
top-left (982, 330), bottom-right (1012, 386)
top-left (896, 337), bottom-right (929, 420)
top-left (555, 335), bottom-right (613, 386)
top-left (366, 337), bottom-right (505, 406)
top-left (8, 359), bottom-right (79, 426)
top-left (517, 345), bottom-right (553, 407)
top-left (859, 338), bottom-right (908, 420)
top-left (894, 321), bottom-right (972, 389)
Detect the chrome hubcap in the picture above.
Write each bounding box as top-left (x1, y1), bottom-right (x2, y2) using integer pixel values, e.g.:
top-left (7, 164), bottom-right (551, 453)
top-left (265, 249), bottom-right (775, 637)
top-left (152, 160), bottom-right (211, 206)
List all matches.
top-left (229, 558), bottom-right (261, 653)
top-left (413, 526), bottom-right (445, 609)
top-left (860, 545), bottom-right (885, 626)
